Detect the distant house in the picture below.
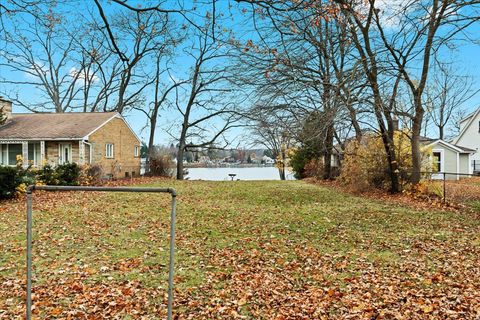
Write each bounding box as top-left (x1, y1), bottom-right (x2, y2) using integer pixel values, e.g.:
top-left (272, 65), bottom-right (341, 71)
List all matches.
top-left (332, 130), bottom-right (474, 180)
top-left (452, 107), bottom-right (480, 173)
top-left (420, 137), bottom-right (475, 180)
top-left (0, 98), bottom-right (141, 178)
top-left (262, 155), bottom-right (275, 165)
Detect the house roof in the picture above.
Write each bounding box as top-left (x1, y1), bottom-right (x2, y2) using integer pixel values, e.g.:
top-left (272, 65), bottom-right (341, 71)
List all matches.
top-left (0, 112), bottom-right (118, 140)
top-left (453, 107), bottom-right (480, 144)
top-left (426, 139), bottom-right (476, 154)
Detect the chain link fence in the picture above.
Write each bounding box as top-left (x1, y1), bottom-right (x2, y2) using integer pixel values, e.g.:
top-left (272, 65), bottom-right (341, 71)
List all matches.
top-left (419, 171), bottom-right (480, 206)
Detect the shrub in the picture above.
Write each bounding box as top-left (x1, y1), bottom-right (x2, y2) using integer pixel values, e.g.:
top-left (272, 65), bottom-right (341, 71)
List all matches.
top-left (37, 163), bottom-right (82, 186)
top-left (338, 131), bottom-right (433, 192)
top-left (303, 158), bottom-right (324, 179)
top-left (148, 154), bottom-right (174, 177)
top-left (0, 166), bottom-right (21, 199)
top-left (56, 163), bottom-right (81, 185)
top-left (80, 164), bottom-right (104, 185)
top-left (289, 147), bottom-right (320, 179)
top-left (37, 164), bottom-right (59, 185)
top-left (0, 164), bottom-right (36, 199)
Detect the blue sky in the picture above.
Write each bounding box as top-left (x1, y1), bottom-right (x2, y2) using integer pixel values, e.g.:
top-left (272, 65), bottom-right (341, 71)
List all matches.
top-left (1, 0), bottom-right (479, 145)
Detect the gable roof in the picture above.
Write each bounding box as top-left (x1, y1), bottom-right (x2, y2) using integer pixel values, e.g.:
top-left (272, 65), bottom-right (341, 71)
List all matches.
top-left (426, 139), bottom-right (476, 154)
top-left (453, 107), bottom-right (480, 144)
top-left (0, 112), bottom-right (118, 140)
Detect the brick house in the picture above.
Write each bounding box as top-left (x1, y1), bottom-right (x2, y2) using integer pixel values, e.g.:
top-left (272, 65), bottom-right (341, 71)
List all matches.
top-left (0, 98), bottom-right (141, 178)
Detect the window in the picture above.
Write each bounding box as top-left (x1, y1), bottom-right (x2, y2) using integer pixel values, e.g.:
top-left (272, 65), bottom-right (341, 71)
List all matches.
top-left (28, 143), bottom-right (41, 166)
top-left (0, 144), bottom-right (8, 165)
top-left (59, 143), bottom-right (72, 165)
top-left (105, 143), bottom-right (114, 158)
top-left (478, 121), bottom-right (480, 133)
top-left (134, 145), bottom-right (140, 157)
top-left (0, 144), bottom-right (23, 166)
top-left (433, 152), bottom-right (442, 173)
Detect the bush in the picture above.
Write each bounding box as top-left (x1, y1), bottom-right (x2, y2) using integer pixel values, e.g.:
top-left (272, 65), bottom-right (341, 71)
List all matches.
top-left (37, 164), bottom-right (59, 185)
top-left (303, 158), bottom-right (324, 179)
top-left (37, 163), bottom-right (82, 186)
top-left (56, 163), bottom-right (81, 185)
top-left (289, 147), bottom-right (320, 179)
top-left (0, 166), bottom-right (21, 199)
top-left (80, 164), bottom-right (104, 185)
top-left (148, 154), bottom-right (175, 177)
top-left (0, 165), bottom-right (36, 199)
top-left (338, 131), bottom-right (433, 192)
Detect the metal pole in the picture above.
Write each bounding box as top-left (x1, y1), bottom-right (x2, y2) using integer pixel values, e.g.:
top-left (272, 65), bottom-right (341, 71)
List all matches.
top-left (443, 172), bottom-right (446, 203)
top-left (167, 194), bottom-right (176, 320)
top-left (26, 190), bottom-right (33, 320)
top-left (25, 185), bottom-right (177, 320)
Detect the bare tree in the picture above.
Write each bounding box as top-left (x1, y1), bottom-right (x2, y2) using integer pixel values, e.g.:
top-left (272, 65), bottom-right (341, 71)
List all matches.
top-left (0, 13), bottom-right (85, 112)
top-left (168, 26), bottom-right (243, 180)
top-left (235, 1), bottom-right (364, 180)
top-left (369, 0), bottom-right (480, 183)
top-left (133, 56), bottom-right (187, 162)
top-left (90, 5), bottom-right (172, 113)
top-left (425, 63), bottom-right (479, 140)
top-left (248, 107), bottom-right (293, 180)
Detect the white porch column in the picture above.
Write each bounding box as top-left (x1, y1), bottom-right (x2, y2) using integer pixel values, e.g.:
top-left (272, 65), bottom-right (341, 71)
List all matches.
top-left (79, 141), bottom-right (85, 165)
top-left (40, 141), bottom-right (45, 167)
top-left (22, 141), bottom-right (28, 169)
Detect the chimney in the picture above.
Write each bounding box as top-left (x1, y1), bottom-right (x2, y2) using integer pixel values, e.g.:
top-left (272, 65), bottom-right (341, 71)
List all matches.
top-left (0, 97), bottom-right (12, 121)
top-left (392, 117), bottom-right (399, 131)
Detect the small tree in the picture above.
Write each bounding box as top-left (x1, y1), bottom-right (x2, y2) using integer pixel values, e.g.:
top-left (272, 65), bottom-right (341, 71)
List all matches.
top-left (338, 131), bottom-right (433, 192)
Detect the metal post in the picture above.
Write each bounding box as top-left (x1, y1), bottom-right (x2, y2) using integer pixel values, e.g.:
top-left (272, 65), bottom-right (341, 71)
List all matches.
top-left (167, 194), bottom-right (176, 320)
top-left (25, 185), bottom-right (177, 320)
top-left (443, 172), bottom-right (446, 203)
top-left (26, 190), bottom-right (33, 320)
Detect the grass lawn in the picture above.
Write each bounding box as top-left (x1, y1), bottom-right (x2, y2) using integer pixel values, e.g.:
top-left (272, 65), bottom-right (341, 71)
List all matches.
top-left (0, 180), bottom-right (479, 319)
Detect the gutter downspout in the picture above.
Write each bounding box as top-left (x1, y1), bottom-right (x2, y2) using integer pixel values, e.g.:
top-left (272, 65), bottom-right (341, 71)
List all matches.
top-left (84, 141), bottom-right (93, 164)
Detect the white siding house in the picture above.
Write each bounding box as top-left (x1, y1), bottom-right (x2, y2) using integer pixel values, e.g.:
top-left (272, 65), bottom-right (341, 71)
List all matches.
top-left (424, 139), bottom-right (475, 180)
top-left (452, 108), bottom-right (480, 173)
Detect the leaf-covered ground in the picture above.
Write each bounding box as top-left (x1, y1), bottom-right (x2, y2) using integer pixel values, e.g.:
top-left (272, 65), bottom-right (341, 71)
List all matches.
top-left (0, 180), bottom-right (479, 319)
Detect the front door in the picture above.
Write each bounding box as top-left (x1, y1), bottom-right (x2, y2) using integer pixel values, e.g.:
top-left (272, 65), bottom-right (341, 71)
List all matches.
top-left (59, 143), bottom-right (72, 165)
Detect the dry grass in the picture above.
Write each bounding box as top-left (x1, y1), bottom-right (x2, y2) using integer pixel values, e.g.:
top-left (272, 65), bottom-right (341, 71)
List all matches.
top-left (0, 179), bottom-right (479, 319)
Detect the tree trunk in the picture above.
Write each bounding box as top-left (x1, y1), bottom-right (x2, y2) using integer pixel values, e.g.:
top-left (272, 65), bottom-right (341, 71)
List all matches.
top-left (278, 149), bottom-right (286, 180)
top-left (147, 117), bottom-right (157, 161)
top-left (411, 99), bottom-right (424, 184)
top-left (323, 123), bottom-right (334, 180)
top-left (176, 143), bottom-right (185, 180)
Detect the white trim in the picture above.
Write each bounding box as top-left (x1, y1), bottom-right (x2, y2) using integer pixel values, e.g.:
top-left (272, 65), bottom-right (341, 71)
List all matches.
top-left (0, 143), bottom-right (23, 166)
top-left (426, 139), bottom-right (473, 154)
top-left (40, 141), bottom-right (45, 167)
top-left (83, 113), bottom-right (141, 144)
top-left (83, 113), bottom-right (118, 139)
top-left (105, 143), bottom-right (114, 159)
top-left (134, 145), bottom-right (140, 157)
top-left (431, 149), bottom-right (444, 180)
top-left (58, 143), bottom-right (72, 165)
top-left (22, 142), bottom-right (28, 169)
top-left (84, 141), bottom-right (93, 164)
top-left (453, 107), bottom-right (480, 144)
top-left (0, 138), bottom-right (82, 142)
top-left (79, 141), bottom-right (85, 165)
top-left (120, 116), bottom-right (142, 144)
top-left (469, 153), bottom-right (473, 175)
top-left (456, 152), bottom-right (460, 180)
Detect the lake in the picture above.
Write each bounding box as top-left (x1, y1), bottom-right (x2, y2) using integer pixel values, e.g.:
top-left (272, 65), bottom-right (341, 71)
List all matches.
top-left (186, 166), bottom-right (295, 181)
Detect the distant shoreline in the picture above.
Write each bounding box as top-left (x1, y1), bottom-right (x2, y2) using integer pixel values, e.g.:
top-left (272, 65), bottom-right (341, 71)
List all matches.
top-left (184, 163), bottom-right (276, 169)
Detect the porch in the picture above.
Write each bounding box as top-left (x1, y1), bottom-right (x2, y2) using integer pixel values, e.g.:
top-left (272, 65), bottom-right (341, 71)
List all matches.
top-left (0, 140), bottom-right (90, 168)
